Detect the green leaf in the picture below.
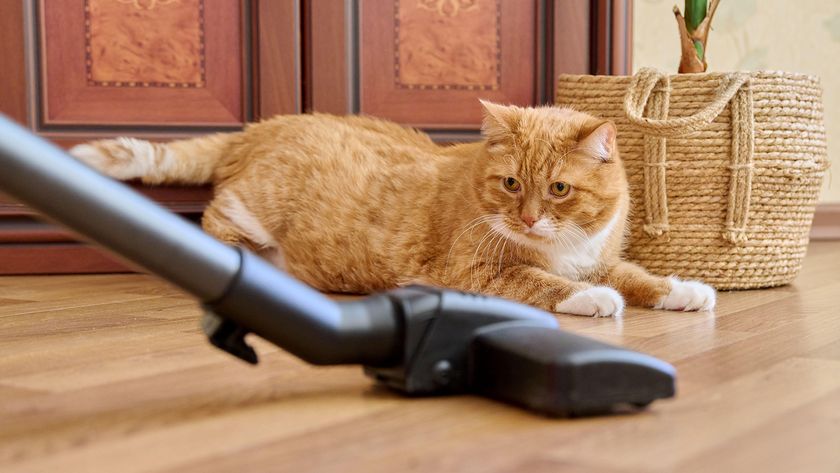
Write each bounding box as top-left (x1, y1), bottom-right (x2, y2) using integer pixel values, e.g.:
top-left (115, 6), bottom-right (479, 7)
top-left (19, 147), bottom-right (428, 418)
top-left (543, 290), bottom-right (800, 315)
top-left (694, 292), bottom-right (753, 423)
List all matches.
top-left (685, 0), bottom-right (707, 32)
top-left (693, 40), bottom-right (705, 61)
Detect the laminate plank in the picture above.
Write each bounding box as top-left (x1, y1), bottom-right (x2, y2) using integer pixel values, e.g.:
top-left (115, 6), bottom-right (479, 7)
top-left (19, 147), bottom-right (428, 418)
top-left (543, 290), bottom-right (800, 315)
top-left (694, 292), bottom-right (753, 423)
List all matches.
top-left (807, 339), bottom-right (840, 360)
top-left (676, 387), bottom-right (840, 473)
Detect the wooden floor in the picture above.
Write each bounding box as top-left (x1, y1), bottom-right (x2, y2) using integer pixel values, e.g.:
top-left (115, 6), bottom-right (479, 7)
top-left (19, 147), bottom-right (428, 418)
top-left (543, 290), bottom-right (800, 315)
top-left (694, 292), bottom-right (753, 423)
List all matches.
top-left (1, 242), bottom-right (839, 473)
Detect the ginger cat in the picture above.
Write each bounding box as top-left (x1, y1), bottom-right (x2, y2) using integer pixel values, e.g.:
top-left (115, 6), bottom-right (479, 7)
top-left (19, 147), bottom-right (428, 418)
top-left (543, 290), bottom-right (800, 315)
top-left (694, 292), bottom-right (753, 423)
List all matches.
top-left (70, 101), bottom-right (715, 317)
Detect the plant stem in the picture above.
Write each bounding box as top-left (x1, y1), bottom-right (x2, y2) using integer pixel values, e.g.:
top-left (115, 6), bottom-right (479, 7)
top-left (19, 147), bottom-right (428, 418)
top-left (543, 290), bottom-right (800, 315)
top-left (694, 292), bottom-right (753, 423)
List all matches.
top-left (674, 0), bottom-right (719, 72)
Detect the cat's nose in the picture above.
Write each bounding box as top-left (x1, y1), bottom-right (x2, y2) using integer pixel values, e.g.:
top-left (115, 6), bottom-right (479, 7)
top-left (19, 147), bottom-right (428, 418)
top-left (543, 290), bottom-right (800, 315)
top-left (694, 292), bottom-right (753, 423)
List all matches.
top-left (521, 215), bottom-right (537, 228)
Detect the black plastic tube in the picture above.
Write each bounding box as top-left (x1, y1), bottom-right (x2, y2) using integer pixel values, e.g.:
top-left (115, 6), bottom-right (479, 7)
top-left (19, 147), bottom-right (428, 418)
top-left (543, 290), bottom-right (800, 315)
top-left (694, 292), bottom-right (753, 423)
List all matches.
top-left (209, 251), bottom-right (400, 365)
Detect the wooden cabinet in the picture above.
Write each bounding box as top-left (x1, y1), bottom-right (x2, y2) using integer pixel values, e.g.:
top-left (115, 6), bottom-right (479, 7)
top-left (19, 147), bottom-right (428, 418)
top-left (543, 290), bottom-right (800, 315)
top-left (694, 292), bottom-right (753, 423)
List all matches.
top-left (359, 0), bottom-right (537, 126)
top-left (0, 0), bottom-right (631, 274)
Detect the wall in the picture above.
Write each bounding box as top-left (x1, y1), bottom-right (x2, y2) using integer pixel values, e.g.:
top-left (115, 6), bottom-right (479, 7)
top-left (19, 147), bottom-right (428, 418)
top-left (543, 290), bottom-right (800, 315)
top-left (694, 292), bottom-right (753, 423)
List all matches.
top-left (634, 0), bottom-right (839, 202)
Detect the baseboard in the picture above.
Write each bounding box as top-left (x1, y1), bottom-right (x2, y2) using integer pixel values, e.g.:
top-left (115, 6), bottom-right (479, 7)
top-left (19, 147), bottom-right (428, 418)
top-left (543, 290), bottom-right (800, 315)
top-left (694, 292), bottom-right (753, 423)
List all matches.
top-left (811, 203), bottom-right (840, 240)
top-left (0, 243), bottom-right (130, 274)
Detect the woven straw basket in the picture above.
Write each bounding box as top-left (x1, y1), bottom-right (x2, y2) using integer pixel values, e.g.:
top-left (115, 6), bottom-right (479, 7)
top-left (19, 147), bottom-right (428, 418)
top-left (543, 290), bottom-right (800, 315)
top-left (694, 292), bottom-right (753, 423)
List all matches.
top-left (556, 68), bottom-right (829, 289)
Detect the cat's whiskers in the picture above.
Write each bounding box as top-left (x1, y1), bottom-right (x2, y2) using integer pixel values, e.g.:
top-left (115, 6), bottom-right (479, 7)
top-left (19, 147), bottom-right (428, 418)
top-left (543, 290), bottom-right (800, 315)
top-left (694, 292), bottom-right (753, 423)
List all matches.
top-left (548, 219), bottom-right (592, 252)
top-left (497, 237), bottom-right (509, 277)
top-left (571, 218), bottom-right (601, 233)
top-left (481, 229), bottom-right (507, 283)
top-left (561, 228), bottom-right (585, 245)
top-left (471, 215), bottom-right (519, 290)
top-left (472, 233), bottom-right (497, 290)
top-left (486, 216), bottom-right (521, 280)
top-left (555, 235), bottom-right (573, 253)
top-left (495, 218), bottom-right (522, 276)
top-left (469, 229), bottom-right (498, 291)
top-left (549, 227), bottom-right (575, 253)
top-left (444, 214), bottom-right (496, 278)
top-left (566, 221), bottom-right (592, 243)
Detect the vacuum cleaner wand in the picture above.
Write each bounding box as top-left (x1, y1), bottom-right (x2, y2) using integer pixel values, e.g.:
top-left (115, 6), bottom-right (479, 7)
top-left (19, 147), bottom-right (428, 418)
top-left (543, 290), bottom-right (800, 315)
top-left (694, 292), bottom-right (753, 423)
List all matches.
top-left (0, 115), bottom-right (675, 416)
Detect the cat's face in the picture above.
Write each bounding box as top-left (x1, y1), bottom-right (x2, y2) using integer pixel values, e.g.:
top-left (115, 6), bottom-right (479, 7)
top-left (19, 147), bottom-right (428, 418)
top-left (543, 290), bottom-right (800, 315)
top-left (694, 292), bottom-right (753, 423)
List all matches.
top-left (475, 101), bottom-right (626, 249)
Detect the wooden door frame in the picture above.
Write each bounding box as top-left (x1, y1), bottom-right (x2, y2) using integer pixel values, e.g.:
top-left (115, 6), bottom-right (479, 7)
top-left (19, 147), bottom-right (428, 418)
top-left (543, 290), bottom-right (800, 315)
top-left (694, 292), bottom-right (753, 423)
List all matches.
top-left (591, 0), bottom-right (633, 76)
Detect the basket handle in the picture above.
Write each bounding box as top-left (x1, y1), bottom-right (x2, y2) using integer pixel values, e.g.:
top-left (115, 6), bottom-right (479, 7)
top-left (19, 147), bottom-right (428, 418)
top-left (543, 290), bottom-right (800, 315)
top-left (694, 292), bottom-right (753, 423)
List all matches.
top-left (629, 68), bottom-right (755, 244)
top-left (624, 68), bottom-right (750, 138)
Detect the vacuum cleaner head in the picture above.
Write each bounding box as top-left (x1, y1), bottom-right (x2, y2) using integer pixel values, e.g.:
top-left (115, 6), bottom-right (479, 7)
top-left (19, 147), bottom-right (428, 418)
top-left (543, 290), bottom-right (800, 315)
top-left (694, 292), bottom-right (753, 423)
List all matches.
top-left (363, 286), bottom-right (675, 417)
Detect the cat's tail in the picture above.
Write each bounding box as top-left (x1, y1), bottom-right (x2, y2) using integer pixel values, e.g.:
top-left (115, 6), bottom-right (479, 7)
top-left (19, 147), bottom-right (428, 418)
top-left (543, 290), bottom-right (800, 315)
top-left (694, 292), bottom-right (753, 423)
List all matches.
top-left (69, 132), bottom-right (239, 185)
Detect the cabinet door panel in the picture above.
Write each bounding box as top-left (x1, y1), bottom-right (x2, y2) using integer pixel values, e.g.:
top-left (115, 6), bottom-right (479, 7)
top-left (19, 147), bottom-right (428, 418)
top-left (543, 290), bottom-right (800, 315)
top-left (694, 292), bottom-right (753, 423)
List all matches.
top-left (41, 0), bottom-right (243, 126)
top-left (360, 0), bottom-right (536, 127)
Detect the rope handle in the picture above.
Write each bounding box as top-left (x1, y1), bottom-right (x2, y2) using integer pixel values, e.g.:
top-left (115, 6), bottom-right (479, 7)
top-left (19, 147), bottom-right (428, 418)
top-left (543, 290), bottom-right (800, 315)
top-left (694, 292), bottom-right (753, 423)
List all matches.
top-left (623, 68), bottom-right (751, 138)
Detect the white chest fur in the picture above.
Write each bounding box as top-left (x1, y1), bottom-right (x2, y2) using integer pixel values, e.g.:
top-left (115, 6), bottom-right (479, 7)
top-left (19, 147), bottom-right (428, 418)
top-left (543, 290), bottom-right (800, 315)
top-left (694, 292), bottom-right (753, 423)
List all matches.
top-left (543, 213), bottom-right (619, 280)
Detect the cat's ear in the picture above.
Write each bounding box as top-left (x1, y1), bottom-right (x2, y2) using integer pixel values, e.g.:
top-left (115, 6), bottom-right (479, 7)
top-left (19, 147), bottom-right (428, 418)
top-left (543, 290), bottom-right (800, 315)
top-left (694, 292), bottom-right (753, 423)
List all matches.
top-left (576, 120), bottom-right (617, 162)
top-left (479, 100), bottom-right (520, 151)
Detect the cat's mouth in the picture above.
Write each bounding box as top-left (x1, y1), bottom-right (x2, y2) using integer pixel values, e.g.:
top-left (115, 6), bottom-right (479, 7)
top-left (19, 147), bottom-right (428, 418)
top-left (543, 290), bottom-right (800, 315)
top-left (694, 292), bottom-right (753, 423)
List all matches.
top-left (519, 226), bottom-right (551, 240)
top-left (517, 218), bottom-right (555, 239)
top-left (491, 216), bottom-right (554, 245)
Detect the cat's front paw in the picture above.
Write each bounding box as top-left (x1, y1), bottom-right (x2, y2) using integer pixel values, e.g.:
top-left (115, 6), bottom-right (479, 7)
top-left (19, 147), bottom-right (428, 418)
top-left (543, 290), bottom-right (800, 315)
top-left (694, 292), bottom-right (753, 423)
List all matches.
top-left (654, 277), bottom-right (716, 311)
top-left (555, 286), bottom-right (625, 318)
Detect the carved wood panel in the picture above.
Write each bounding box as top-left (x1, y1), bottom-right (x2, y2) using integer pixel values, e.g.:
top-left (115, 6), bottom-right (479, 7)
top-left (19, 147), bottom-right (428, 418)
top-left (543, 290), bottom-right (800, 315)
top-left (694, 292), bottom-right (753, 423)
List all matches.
top-left (396, 0), bottom-right (500, 91)
top-left (360, 0), bottom-right (536, 128)
top-left (85, 0), bottom-right (206, 88)
top-left (41, 0), bottom-right (243, 126)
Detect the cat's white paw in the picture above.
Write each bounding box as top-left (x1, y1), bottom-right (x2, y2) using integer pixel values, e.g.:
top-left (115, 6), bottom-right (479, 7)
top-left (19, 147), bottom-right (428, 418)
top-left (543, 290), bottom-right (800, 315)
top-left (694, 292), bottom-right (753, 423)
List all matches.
top-left (555, 286), bottom-right (625, 318)
top-left (69, 138), bottom-right (151, 180)
top-left (654, 277), bottom-right (716, 311)
top-left (69, 144), bottom-right (111, 171)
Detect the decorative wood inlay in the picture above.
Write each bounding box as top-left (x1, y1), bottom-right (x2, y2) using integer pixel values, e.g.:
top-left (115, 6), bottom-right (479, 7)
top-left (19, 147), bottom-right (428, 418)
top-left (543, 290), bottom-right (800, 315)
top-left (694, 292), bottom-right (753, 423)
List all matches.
top-left (394, 0), bottom-right (501, 91)
top-left (117, 0), bottom-right (178, 9)
top-left (84, 0), bottom-right (206, 88)
top-left (416, 0), bottom-right (478, 17)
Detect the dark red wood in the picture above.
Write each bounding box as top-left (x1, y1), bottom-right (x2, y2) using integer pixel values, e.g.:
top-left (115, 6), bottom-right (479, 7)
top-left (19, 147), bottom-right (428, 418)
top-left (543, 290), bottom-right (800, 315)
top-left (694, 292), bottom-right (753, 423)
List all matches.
top-left (255, 0), bottom-right (299, 118)
top-left (40, 0), bottom-right (244, 126)
top-left (0, 185), bottom-right (212, 216)
top-left (592, 0), bottom-right (633, 75)
top-left (307, 0), bottom-right (351, 114)
top-left (0, 0), bottom-right (29, 126)
top-left (0, 220), bottom-right (75, 243)
top-left (551, 0), bottom-right (591, 75)
top-left (360, 0), bottom-right (537, 127)
top-left (0, 244), bottom-right (132, 275)
top-left (610, 0), bottom-right (633, 75)
top-left (0, 185), bottom-right (210, 274)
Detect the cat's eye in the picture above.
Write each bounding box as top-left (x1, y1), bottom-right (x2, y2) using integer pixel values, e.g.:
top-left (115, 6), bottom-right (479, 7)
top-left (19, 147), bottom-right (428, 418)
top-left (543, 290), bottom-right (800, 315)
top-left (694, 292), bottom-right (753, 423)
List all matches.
top-left (549, 181), bottom-right (571, 197)
top-left (502, 177), bottom-right (521, 192)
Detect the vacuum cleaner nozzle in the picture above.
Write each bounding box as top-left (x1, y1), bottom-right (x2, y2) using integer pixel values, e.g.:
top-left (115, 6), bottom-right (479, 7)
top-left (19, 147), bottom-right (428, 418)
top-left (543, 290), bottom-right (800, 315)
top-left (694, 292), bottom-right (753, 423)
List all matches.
top-left (363, 286), bottom-right (676, 416)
